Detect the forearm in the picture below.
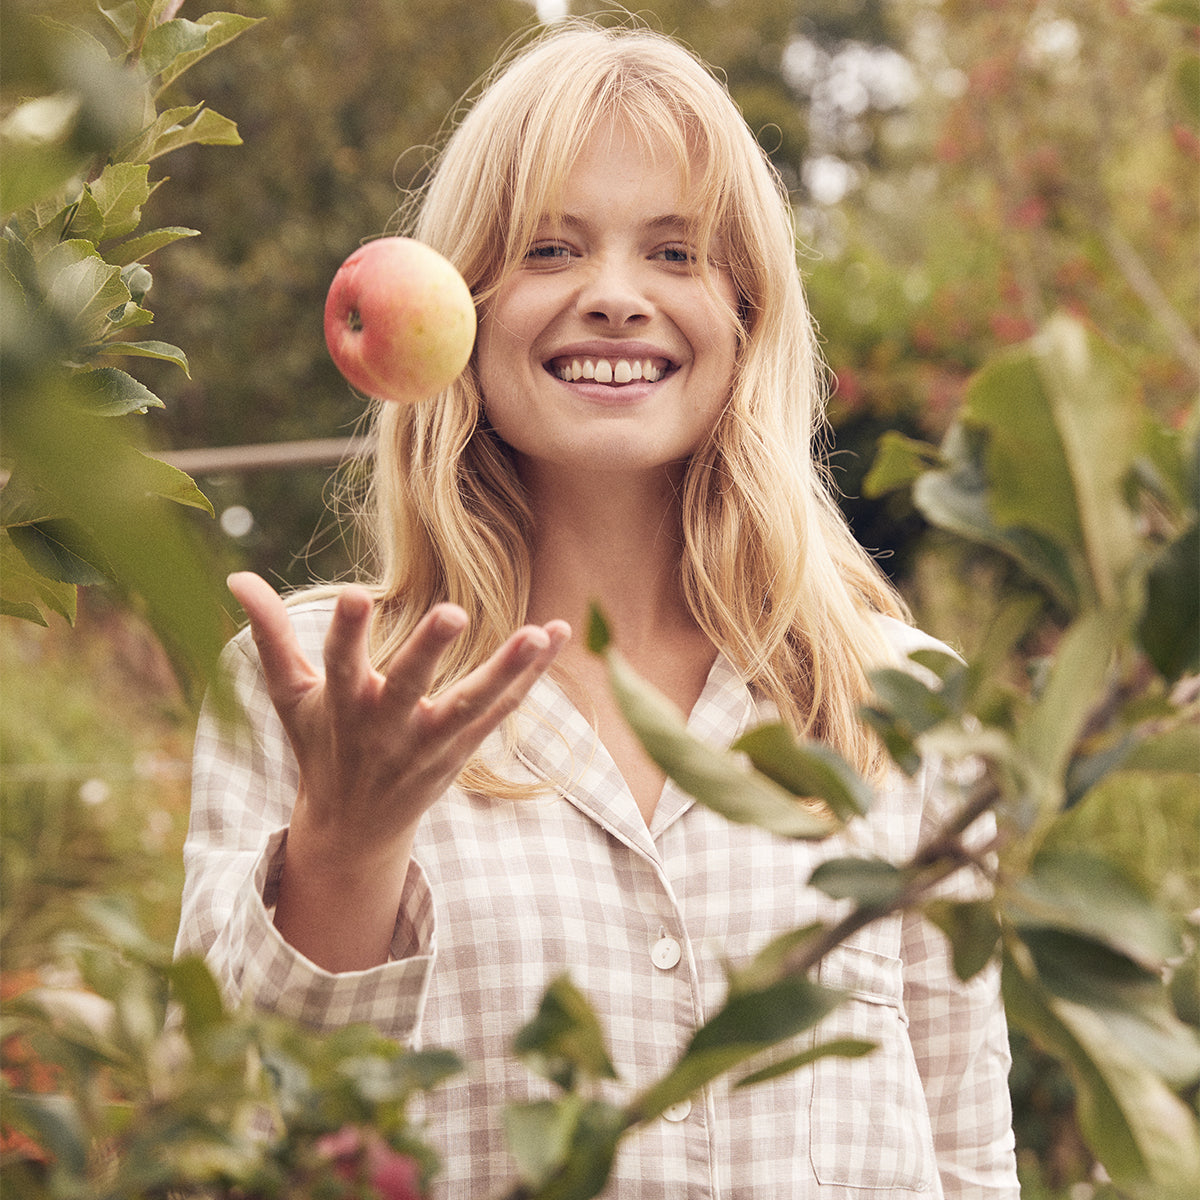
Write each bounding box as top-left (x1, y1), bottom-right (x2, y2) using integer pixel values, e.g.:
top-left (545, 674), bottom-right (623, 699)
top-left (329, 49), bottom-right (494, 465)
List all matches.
top-left (273, 799), bottom-right (417, 972)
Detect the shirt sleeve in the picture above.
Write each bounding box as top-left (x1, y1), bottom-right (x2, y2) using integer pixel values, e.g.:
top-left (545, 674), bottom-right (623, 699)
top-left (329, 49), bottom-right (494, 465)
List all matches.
top-left (902, 757), bottom-right (1020, 1198)
top-left (174, 630), bottom-right (437, 1041)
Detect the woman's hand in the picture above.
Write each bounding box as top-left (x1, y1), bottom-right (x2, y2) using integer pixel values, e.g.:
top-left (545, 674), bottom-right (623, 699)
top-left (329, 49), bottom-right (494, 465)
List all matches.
top-left (226, 571), bottom-right (569, 970)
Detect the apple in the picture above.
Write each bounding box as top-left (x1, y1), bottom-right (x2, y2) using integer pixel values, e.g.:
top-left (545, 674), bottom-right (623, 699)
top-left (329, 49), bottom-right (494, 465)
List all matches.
top-left (324, 236), bottom-right (476, 405)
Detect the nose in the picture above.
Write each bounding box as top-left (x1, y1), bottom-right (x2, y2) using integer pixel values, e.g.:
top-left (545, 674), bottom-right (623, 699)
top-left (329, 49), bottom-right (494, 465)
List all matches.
top-left (575, 256), bottom-right (652, 326)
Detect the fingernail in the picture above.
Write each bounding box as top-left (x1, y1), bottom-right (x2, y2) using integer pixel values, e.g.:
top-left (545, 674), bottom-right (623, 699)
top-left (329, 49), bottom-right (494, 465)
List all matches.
top-left (434, 607), bottom-right (468, 636)
top-left (520, 628), bottom-right (551, 658)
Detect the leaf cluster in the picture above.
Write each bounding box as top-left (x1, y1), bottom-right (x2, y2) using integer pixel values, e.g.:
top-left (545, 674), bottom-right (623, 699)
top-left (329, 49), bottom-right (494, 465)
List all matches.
top-left (515, 312), bottom-right (1200, 1199)
top-left (2, 898), bottom-right (459, 1197)
top-left (1, 0), bottom-right (258, 698)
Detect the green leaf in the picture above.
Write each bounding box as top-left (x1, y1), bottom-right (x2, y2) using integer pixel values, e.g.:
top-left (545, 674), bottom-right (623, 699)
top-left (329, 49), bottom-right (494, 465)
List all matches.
top-left (146, 106), bottom-right (242, 160)
top-left (0, 529), bottom-right (77, 624)
top-left (862, 431), bottom-right (942, 498)
top-left (505, 1096), bottom-right (583, 1188)
top-left (98, 2), bottom-right (139, 41)
top-left (1003, 944), bottom-right (1200, 1195)
top-left (924, 899), bottom-right (1001, 981)
top-left (104, 300), bottom-right (155, 333)
top-left (809, 857), bottom-right (910, 909)
top-left (869, 666), bottom-right (953, 735)
top-left (724, 923), bottom-right (828, 994)
top-left (166, 956), bottom-right (226, 1042)
top-left (858, 705), bottom-right (922, 775)
top-left (732, 723), bottom-right (872, 819)
top-left (105, 225), bottom-right (199, 266)
top-left (1007, 849), bottom-right (1183, 974)
top-left (1121, 723), bottom-right (1200, 774)
top-left (1139, 522), bottom-right (1200, 680)
top-left (524, 1100), bottom-right (627, 1200)
top-left (512, 975), bottom-right (618, 1091)
top-left (1017, 610), bottom-right (1119, 815)
top-left (1046, 766), bottom-right (1200, 916)
top-left (75, 366), bottom-right (164, 414)
top-left (1018, 927), bottom-right (1200, 1088)
top-left (65, 184), bottom-right (107, 243)
top-left (148, 13), bottom-right (263, 95)
top-left (0, 99), bottom-right (90, 216)
top-left (129, 451), bottom-right (216, 516)
top-left (85, 161), bottom-right (151, 241)
top-left (2, 1092), bottom-right (89, 1175)
top-left (3, 382), bottom-right (227, 702)
top-left (140, 18), bottom-right (212, 81)
top-left (94, 339), bottom-right (189, 375)
top-left (7, 519), bottom-right (109, 585)
top-left (117, 104), bottom-right (241, 164)
top-left (914, 423), bottom-right (1082, 612)
top-left (40, 240), bottom-right (130, 341)
top-left (735, 1037), bottom-right (875, 1089)
top-left (632, 975), bottom-right (843, 1121)
top-left (948, 314), bottom-right (1148, 612)
top-left (586, 602), bottom-right (612, 653)
top-left (599, 640), bottom-right (840, 839)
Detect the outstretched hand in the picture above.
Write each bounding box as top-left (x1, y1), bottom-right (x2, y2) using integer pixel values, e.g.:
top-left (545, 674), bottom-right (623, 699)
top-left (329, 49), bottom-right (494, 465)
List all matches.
top-left (226, 571), bottom-right (570, 969)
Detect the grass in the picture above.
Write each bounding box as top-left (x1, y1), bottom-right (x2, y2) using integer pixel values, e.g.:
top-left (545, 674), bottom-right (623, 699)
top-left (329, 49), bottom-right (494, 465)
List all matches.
top-left (0, 593), bottom-right (195, 961)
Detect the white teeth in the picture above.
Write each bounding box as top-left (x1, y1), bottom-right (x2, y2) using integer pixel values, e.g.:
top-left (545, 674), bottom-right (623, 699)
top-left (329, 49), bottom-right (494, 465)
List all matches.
top-left (555, 357), bottom-right (666, 384)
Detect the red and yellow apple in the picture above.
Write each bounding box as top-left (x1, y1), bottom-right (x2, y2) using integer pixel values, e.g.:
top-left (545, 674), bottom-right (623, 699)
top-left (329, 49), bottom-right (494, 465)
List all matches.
top-left (323, 236), bottom-right (476, 405)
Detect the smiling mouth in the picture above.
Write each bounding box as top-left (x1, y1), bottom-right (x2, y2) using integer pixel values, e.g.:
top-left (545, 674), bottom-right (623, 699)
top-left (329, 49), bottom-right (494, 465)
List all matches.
top-left (547, 355), bottom-right (672, 385)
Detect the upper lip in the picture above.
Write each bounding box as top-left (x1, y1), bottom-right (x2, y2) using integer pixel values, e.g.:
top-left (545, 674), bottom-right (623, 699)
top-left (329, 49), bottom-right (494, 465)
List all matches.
top-left (544, 340), bottom-right (678, 369)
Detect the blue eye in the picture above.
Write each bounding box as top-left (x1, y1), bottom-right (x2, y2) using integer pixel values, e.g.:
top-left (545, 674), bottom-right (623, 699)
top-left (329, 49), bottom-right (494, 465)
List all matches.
top-left (527, 243), bottom-right (571, 261)
top-left (659, 245), bottom-right (697, 264)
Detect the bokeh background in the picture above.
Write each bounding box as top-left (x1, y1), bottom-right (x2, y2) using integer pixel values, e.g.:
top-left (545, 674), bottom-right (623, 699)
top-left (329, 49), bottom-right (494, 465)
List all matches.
top-left (4, 1), bottom-right (1197, 1193)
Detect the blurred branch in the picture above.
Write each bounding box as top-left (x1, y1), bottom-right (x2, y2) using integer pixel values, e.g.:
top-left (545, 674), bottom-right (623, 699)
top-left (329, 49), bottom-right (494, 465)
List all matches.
top-left (1101, 224), bottom-right (1200, 380)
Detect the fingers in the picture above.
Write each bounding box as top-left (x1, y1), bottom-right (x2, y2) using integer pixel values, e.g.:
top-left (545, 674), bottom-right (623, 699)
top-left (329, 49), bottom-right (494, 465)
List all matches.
top-left (227, 572), bottom-right (319, 708)
top-left (321, 585), bottom-right (377, 701)
top-left (379, 604), bottom-right (470, 710)
top-left (418, 619), bottom-right (571, 744)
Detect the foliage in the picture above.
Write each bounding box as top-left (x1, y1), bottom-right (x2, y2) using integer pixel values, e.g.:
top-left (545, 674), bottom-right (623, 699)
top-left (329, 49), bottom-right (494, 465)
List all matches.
top-left (2, 909), bottom-right (459, 1198)
top-left (807, 0), bottom-right (1199, 575)
top-left (8, 309), bottom-right (1195, 1197)
top-left (0, 0), bottom-right (258, 697)
top-left (4, 3), bottom-right (1199, 1199)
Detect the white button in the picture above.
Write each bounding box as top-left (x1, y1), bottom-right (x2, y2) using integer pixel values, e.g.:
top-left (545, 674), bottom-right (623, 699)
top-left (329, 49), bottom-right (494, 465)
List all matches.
top-left (651, 936), bottom-right (682, 970)
top-left (662, 1099), bottom-right (692, 1122)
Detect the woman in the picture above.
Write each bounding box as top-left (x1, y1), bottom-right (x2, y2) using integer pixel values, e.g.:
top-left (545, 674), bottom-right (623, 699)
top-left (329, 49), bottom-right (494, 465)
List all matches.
top-left (177, 19), bottom-right (1018, 1197)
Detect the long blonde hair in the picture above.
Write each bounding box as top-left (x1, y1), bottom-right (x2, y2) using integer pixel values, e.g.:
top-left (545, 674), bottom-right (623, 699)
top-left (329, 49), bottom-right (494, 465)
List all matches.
top-left (360, 19), bottom-right (907, 791)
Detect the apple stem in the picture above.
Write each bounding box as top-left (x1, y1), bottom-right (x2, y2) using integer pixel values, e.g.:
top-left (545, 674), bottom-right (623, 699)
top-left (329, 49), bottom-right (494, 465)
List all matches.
top-left (347, 309), bottom-right (364, 332)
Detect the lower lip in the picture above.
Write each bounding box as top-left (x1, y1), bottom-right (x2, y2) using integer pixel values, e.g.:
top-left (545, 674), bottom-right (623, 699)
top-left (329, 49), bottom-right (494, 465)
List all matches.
top-left (549, 371), bottom-right (665, 406)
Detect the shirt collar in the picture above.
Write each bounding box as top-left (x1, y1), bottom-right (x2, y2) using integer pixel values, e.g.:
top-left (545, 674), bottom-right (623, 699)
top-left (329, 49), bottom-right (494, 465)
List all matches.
top-left (512, 652), bottom-right (761, 853)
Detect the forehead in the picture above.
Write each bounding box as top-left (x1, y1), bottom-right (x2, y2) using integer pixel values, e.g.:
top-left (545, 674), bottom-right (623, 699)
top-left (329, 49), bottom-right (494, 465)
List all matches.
top-left (538, 116), bottom-right (705, 227)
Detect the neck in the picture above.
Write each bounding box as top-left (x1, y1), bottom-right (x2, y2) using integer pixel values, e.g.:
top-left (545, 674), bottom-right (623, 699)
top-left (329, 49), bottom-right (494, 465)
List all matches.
top-left (522, 461), bottom-right (696, 649)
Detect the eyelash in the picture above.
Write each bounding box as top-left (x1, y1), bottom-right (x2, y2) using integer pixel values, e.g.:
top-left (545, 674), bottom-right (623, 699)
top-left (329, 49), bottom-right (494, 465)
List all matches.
top-left (524, 242), bottom-right (698, 265)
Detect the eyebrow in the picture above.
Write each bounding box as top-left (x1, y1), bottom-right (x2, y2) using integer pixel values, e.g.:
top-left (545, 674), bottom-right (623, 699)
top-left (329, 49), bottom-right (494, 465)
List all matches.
top-left (548, 212), bottom-right (695, 234)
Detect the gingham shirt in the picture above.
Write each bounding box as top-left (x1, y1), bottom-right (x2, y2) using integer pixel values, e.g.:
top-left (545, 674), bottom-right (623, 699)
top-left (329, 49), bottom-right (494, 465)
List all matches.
top-left (176, 597), bottom-right (1018, 1198)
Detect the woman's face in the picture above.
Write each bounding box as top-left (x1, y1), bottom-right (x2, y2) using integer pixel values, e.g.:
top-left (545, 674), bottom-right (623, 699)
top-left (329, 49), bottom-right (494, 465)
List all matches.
top-left (475, 118), bottom-right (739, 489)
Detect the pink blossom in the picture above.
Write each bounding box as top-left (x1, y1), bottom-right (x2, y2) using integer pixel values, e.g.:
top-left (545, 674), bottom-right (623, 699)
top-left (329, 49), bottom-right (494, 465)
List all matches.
top-left (315, 1125), bottom-right (423, 1199)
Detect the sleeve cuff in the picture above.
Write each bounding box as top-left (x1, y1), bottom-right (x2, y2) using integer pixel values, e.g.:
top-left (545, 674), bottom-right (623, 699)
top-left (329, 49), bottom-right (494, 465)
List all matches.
top-left (233, 828), bottom-right (438, 1042)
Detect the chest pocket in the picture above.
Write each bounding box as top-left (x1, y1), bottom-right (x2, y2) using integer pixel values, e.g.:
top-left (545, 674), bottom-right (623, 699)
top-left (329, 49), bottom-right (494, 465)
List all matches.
top-left (809, 943), bottom-right (937, 1193)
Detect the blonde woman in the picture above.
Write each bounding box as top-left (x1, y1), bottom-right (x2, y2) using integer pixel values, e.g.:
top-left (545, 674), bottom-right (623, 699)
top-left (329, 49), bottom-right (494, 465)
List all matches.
top-left (177, 20), bottom-right (1018, 1197)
